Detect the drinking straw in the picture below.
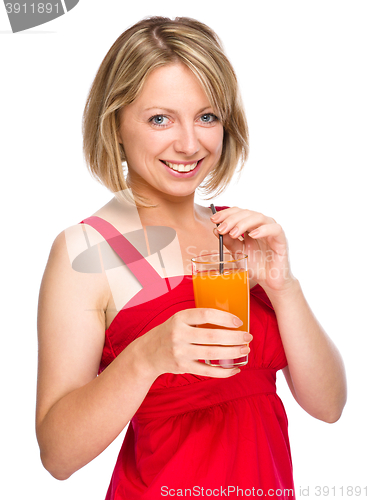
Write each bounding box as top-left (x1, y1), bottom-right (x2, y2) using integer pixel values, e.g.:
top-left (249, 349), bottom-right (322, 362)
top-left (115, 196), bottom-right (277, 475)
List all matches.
top-left (210, 204), bottom-right (224, 274)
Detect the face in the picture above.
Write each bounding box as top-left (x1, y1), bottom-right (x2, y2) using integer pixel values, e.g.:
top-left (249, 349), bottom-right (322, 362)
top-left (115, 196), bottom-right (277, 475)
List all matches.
top-left (118, 63), bottom-right (224, 202)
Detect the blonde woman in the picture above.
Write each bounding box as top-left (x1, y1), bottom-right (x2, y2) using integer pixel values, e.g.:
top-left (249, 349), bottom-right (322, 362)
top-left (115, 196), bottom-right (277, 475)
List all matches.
top-left (36, 17), bottom-right (346, 499)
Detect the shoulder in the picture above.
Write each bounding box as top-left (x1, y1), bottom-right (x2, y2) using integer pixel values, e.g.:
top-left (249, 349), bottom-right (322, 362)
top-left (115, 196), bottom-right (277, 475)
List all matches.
top-left (45, 227), bottom-right (74, 273)
top-left (48, 219), bottom-right (117, 272)
top-left (41, 224), bottom-right (110, 313)
top-left (47, 223), bottom-right (95, 269)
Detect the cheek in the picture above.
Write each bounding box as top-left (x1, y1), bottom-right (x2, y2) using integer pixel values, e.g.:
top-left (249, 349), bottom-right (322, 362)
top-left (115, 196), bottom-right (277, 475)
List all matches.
top-left (145, 133), bottom-right (168, 154)
top-left (209, 126), bottom-right (224, 156)
top-left (132, 131), bottom-right (170, 159)
top-left (121, 129), bottom-right (152, 161)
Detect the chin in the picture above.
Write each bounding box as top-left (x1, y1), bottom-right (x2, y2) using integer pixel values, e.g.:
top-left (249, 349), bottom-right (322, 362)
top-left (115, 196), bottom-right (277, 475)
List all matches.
top-left (163, 188), bottom-right (196, 199)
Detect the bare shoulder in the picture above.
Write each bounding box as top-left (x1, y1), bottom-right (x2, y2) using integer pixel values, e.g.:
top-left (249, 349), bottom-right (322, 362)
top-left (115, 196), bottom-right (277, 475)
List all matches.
top-left (40, 223), bottom-right (112, 331)
top-left (41, 224), bottom-right (110, 306)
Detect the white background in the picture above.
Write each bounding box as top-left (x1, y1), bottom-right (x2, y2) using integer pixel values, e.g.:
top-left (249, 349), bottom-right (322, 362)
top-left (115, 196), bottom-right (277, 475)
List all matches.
top-left (1, 1), bottom-right (370, 499)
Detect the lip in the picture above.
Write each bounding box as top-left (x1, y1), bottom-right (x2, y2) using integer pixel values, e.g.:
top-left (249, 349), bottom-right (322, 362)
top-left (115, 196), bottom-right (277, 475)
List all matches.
top-left (160, 158), bottom-right (204, 178)
top-left (161, 159), bottom-right (202, 165)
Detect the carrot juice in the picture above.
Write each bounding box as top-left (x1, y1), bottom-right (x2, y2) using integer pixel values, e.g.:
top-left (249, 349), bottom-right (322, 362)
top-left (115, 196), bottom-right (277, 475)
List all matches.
top-left (191, 253), bottom-right (250, 368)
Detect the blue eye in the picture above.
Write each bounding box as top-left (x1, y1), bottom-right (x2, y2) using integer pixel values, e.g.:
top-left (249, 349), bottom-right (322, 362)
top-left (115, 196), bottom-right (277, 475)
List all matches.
top-left (200, 113), bottom-right (218, 124)
top-left (149, 115), bottom-right (170, 127)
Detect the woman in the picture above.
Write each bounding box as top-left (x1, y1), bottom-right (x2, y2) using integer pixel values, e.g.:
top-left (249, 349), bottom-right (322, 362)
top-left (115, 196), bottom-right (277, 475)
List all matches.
top-left (36, 16), bottom-right (347, 499)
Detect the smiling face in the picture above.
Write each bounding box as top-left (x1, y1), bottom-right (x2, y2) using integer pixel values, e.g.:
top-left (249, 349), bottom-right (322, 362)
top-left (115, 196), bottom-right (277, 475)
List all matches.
top-left (118, 63), bottom-right (224, 202)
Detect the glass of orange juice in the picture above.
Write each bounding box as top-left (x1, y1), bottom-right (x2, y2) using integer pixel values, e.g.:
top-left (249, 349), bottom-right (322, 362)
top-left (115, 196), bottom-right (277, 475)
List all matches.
top-left (191, 251), bottom-right (250, 368)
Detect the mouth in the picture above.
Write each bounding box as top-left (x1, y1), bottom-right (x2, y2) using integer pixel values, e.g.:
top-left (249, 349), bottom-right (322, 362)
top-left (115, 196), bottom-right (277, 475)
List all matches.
top-left (160, 159), bottom-right (202, 173)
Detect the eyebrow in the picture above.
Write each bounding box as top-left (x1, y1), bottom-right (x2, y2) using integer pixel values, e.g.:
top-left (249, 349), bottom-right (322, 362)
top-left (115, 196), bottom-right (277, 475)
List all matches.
top-left (144, 106), bottom-right (213, 114)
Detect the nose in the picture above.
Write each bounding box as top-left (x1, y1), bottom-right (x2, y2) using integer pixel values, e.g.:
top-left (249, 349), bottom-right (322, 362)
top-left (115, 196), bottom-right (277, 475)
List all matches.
top-left (173, 122), bottom-right (200, 157)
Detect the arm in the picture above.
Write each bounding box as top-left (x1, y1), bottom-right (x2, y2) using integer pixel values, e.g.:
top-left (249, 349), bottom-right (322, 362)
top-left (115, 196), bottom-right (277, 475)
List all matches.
top-left (36, 229), bottom-right (250, 480)
top-left (267, 280), bottom-right (346, 423)
top-left (36, 230), bottom-right (158, 480)
top-left (211, 207), bottom-right (347, 423)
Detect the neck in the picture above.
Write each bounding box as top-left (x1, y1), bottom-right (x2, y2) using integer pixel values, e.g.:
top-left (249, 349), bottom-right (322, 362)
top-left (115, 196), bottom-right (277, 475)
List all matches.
top-left (137, 192), bottom-right (204, 229)
top-left (126, 172), bottom-right (206, 228)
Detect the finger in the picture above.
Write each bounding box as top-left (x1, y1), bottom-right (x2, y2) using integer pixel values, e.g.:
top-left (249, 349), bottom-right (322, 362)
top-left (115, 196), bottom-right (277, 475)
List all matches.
top-left (189, 343), bottom-right (250, 361)
top-left (217, 212), bottom-right (274, 239)
top-left (189, 360), bottom-right (242, 378)
top-left (213, 228), bottom-right (245, 249)
top-left (189, 327), bottom-right (252, 346)
top-left (216, 231), bottom-right (245, 255)
top-left (177, 308), bottom-right (244, 329)
top-left (213, 209), bottom-right (253, 234)
top-left (248, 222), bottom-right (286, 245)
top-left (210, 206), bottom-right (244, 223)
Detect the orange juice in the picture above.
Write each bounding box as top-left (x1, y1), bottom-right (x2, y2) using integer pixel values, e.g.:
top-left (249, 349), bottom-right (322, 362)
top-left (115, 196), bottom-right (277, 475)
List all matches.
top-left (192, 268), bottom-right (250, 368)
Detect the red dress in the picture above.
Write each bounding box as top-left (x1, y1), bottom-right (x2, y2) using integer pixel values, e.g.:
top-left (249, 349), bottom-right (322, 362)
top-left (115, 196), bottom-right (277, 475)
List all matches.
top-left (81, 213), bottom-right (295, 500)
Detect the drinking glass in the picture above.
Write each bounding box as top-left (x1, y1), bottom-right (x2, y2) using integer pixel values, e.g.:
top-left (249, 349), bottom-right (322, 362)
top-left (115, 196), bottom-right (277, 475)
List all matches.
top-left (191, 252), bottom-right (250, 368)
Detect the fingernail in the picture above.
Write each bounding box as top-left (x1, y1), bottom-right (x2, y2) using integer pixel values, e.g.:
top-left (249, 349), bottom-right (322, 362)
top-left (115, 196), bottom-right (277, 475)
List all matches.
top-left (248, 229), bottom-right (259, 238)
top-left (244, 333), bottom-right (252, 341)
top-left (233, 317), bottom-right (243, 326)
top-left (218, 223), bottom-right (227, 232)
top-left (229, 227), bottom-right (239, 237)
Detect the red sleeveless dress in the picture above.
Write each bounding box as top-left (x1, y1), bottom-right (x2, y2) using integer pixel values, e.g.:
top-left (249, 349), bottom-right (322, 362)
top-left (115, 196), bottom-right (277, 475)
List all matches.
top-left (81, 212), bottom-right (295, 500)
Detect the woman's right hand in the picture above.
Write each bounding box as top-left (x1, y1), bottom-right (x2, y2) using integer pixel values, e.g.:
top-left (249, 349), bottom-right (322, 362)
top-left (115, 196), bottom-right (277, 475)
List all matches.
top-left (134, 308), bottom-right (252, 378)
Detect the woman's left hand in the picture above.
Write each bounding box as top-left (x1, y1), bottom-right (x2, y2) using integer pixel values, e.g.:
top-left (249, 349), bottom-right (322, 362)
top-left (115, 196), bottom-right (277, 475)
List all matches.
top-left (211, 207), bottom-right (295, 293)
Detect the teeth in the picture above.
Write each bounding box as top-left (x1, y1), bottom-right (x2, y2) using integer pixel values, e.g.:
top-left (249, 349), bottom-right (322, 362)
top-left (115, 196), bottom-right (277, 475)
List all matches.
top-left (164, 161), bottom-right (198, 172)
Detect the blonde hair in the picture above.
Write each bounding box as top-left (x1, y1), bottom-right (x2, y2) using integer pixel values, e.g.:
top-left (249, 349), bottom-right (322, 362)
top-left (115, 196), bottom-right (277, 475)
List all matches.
top-left (82, 16), bottom-right (249, 207)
